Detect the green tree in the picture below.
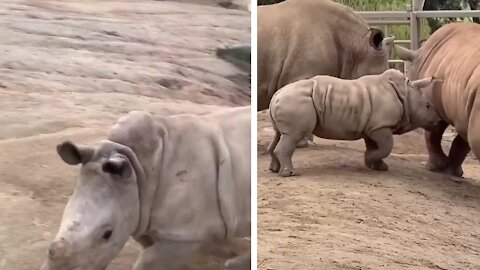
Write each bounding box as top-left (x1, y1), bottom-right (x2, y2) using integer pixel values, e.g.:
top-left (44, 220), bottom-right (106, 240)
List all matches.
top-left (424, 0), bottom-right (464, 32)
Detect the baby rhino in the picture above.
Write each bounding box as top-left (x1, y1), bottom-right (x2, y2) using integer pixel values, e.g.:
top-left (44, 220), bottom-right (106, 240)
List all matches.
top-left (268, 69), bottom-right (442, 177)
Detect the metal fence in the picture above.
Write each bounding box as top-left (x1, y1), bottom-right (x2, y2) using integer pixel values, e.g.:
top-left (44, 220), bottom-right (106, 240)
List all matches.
top-left (355, 0), bottom-right (480, 74)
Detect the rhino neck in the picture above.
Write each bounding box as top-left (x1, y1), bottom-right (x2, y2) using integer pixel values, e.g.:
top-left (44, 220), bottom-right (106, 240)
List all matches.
top-left (100, 139), bottom-right (155, 239)
top-left (106, 114), bottom-right (166, 239)
top-left (389, 83), bottom-right (411, 133)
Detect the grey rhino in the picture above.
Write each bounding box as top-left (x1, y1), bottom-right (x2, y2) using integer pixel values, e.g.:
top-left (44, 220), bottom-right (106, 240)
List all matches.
top-left (41, 106), bottom-right (251, 270)
top-left (395, 22), bottom-right (480, 177)
top-left (268, 69), bottom-right (442, 177)
top-left (257, 0), bottom-right (394, 146)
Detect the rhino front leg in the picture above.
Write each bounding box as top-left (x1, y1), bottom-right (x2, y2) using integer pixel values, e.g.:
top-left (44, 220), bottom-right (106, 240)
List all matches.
top-left (274, 133), bottom-right (302, 177)
top-left (445, 134), bottom-right (471, 177)
top-left (467, 101), bottom-right (480, 172)
top-left (133, 240), bottom-right (201, 270)
top-left (224, 251), bottom-right (251, 270)
top-left (425, 121), bottom-right (449, 172)
top-left (268, 128), bottom-right (281, 173)
top-left (364, 128), bottom-right (393, 171)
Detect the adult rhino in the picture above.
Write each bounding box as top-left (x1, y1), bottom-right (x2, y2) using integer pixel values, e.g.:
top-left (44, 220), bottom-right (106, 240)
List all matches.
top-left (40, 106), bottom-right (251, 270)
top-left (395, 22), bottom-right (480, 177)
top-left (258, 0), bottom-right (394, 146)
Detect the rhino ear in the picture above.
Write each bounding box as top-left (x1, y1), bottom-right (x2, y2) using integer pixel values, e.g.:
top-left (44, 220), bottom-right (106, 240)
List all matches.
top-left (369, 28), bottom-right (385, 50)
top-left (57, 141), bottom-right (94, 165)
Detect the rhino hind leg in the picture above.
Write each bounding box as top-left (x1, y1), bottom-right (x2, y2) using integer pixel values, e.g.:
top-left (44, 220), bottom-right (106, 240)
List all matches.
top-left (445, 134), bottom-right (470, 177)
top-left (132, 241), bottom-right (201, 270)
top-left (364, 128), bottom-right (393, 171)
top-left (224, 252), bottom-right (251, 270)
top-left (274, 133), bottom-right (302, 177)
top-left (268, 128), bottom-right (281, 173)
top-left (425, 121), bottom-right (449, 172)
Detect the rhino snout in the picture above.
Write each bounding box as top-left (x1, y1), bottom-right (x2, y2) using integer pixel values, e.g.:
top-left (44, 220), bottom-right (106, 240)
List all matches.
top-left (48, 239), bottom-right (72, 260)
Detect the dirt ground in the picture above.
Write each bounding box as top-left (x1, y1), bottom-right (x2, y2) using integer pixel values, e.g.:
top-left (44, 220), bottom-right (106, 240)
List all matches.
top-left (257, 111), bottom-right (480, 270)
top-left (0, 1), bottom-right (250, 269)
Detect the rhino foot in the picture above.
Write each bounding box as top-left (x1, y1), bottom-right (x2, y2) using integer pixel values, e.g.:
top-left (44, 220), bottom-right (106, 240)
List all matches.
top-left (367, 160), bottom-right (389, 171)
top-left (444, 165), bottom-right (464, 178)
top-left (279, 168), bottom-right (299, 177)
top-left (224, 253), bottom-right (250, 270)
top-left (426, 155), bottom-right (449, 172)
top-left (269, 160), bottom-right (280, 173)
top-left (296, 138), bottom-right (309, 148)
top-left (296, 137), bottom-right (315, 148)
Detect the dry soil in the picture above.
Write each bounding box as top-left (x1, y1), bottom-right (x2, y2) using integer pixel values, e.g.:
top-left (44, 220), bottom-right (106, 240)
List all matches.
top-left (257, 111), bottom-right (480, 270)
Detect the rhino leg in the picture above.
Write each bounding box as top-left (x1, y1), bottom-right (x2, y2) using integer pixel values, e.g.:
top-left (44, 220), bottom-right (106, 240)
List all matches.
top-left (364, 128), bottom-right (393, 171)
top-left (468, 106), bottom-right (480, 165)
top-left (425, 121), bottom-right (449, 172)
top-left (445, 134), bottom-right (470, 177)
top-left (224, 252), bottom-right (251, 270)
top-left (274, 133), bottom-right (302, 177)
top-left (133, 241), bottom-right (201, 270)
top-left (268, 128), bottom-right (281, 172)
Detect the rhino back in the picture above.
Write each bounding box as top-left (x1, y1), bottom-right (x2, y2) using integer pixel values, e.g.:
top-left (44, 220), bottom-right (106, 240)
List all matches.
top-left (413, 23), bottom-right (480, 134)
top-left (257, 0), bottom-right (370, 111)
top-left (312, 75), bottom-right (402, 139)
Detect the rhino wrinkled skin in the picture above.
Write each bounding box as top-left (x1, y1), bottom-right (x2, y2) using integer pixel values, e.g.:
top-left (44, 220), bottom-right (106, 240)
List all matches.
top-left (268, 69), bottom-right (442, 177)
top-left (395, 22), bottom-right (480, 177)
top-left (257, 0), bottom-right (393, 112)
top-left (41, 106), bottom-right (251, 270)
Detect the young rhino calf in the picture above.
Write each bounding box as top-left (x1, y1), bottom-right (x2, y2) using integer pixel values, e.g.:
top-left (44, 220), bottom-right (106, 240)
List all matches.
top-left (268, 69), bottom-right (442, 177)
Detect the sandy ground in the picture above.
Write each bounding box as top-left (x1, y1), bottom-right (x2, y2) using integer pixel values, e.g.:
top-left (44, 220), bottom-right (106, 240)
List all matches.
top-left (257, 111), bottom-right (480, 270)
top-left (0, 1), bottom-right (250, 269)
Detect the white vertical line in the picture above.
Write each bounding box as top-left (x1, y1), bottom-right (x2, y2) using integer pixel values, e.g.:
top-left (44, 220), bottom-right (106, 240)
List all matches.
top-left (250, 0), bottom-right (258, 268)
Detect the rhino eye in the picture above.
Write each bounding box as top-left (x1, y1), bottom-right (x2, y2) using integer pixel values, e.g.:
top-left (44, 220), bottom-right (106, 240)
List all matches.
top-left (102, 230), bottom-right (113, 242)
top-left (426, 103), bottom-right (431, 109)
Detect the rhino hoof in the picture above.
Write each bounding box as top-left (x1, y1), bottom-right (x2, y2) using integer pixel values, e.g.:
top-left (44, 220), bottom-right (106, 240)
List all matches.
top-left (279, 168), bottom-right (299, 177)
top-left (368, 160), bottom-right (389, 171)
top-left (444, 165), bottom-right (464, 178)
top-left (224, 255), bottom-right (250, 270)
top-left (296, 139), bottom-right (309, 148)
top-left (269, 162), bottom-right (280, 173)
top-left (426, 156), bottom-right (449, 172)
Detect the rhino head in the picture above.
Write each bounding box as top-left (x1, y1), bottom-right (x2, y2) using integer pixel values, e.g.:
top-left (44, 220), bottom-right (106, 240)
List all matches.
top-left (41, 140), bottom-right (143, 270)
top-left (386, 69), bottom-right (442, 134)
top-left (349, 28), bottom-right (395, 79)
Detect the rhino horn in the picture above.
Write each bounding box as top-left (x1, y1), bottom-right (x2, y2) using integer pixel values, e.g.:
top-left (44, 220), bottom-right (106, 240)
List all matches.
top-left (410, 77), bottom-right (434, 88)
top-left (394, 44), bottom-right (417, 62)
top-left (384, 36), bottom-right (395, 46)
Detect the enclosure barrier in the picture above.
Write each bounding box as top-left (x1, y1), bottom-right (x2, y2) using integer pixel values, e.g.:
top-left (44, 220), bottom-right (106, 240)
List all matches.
top-left (355, 0), bottom-right (480, 74)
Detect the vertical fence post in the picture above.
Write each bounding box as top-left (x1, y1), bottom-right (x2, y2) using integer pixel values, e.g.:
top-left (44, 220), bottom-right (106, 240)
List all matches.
top-left (410, 0), bottom-right (421, 51)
